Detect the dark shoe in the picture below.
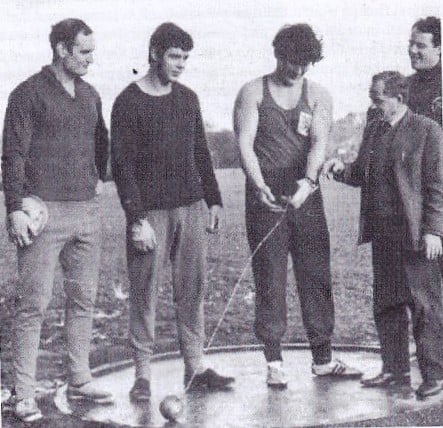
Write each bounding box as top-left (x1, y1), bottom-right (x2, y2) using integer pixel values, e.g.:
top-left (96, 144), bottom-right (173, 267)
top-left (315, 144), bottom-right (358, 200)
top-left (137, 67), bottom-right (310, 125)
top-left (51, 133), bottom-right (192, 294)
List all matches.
top-left (361, 372), bottom-right (410, 388)
top-left (185, 368), bottom-right (235, 391)
top-left (416, 379), bottom-right (443, 398)
top-left (129, 378), bottom-right (151, 402)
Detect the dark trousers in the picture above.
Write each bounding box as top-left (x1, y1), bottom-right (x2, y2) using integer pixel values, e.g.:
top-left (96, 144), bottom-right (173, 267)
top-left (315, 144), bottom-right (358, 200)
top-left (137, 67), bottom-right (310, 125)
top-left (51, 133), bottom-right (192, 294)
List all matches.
top-left (246, 189), bottom-right (334, 364)
top-left (372, 237), bottom-right (443, 380)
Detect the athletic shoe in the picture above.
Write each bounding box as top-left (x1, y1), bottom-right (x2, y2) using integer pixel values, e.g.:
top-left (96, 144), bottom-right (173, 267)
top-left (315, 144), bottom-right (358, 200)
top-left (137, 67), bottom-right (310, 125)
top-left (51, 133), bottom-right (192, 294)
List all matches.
top-left (267, 361), bottom-right (288, 388)
top-left (14, 397), bottom-right (43, 423)
top-left (185, 368), bottom-right (235, 391)
top-left (312, 359), bottom-right (362, 378)
top-left (129, 378), bottom-right (151, 402)
top-left (67, 382), bottom-right (114, 404)
top-left (361, 372), bottom-right (411, 388)
top-left (416, 379), bottom-right (443, 398)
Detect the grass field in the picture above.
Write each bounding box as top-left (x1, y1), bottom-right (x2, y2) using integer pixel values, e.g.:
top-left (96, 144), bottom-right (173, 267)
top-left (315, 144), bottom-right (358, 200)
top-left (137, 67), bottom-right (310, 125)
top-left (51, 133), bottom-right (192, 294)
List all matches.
top-left (0, 169), bottom-right (378, 390)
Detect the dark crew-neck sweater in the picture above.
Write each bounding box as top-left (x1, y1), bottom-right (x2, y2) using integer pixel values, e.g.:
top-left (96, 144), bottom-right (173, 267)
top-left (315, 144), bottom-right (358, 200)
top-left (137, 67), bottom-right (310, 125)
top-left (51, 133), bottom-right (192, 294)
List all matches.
top-left (2, 65), bottom-right (109, 214)
top-left (408, 63), bottom-right (442, 126)
top-left (111, 82), bottom-right (222, 223)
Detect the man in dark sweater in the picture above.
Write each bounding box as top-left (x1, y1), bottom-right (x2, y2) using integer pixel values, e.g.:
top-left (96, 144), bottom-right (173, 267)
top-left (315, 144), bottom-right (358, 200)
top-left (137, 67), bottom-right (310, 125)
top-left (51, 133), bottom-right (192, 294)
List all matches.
top-left (408, 17), bottom-right (443, 282)
top-left (2, 19), bottom-right (112, 422)
top-left (111, 22), bottom-right (234, 402)
top-left (408, 16), bottom-right (441, 126)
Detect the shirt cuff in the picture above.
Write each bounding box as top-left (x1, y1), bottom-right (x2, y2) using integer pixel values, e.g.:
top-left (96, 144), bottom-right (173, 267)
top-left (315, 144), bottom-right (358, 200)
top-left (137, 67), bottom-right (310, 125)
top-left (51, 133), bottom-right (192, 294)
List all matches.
top-left (6, 198), bottom-right (23, 216)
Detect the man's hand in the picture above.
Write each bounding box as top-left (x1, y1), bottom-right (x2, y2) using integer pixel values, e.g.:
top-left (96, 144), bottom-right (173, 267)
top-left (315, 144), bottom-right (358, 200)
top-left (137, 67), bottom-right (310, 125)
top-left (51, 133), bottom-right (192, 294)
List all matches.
top-left (281, 179), bottom-right (314, 210)
top-left (131, 218), bottom-right (157, 252)
top-left (7, 211), bottom-right (33, 247)
top-left (322, 158), bottom-right (345, 180)
top-left (257, 185), bottom-right (285, 212)
top-left (95, 179), bottom-right (104, 196)
top-left (423, 233), bottom-right (442, 260)
top-left (207, 205), bottom-right (221, 234)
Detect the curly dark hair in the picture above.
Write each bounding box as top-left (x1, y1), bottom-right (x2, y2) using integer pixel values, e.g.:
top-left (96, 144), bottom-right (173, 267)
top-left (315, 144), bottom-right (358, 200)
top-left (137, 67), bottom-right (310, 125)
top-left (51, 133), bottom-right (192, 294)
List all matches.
top-left (49, 18), bottom-right (92, 61)
top-left (149, 22), bottom-right (193, 64)
top-left (272, 23), bottom-right (323, 65)
top-left (412, 16), bottom-right (441, 47)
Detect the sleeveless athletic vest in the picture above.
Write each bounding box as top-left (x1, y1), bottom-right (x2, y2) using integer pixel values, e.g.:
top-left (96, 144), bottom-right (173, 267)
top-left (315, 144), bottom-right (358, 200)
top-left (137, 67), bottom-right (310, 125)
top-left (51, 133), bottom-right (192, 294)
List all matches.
top-left (252, 75), bottom-right (313, 196)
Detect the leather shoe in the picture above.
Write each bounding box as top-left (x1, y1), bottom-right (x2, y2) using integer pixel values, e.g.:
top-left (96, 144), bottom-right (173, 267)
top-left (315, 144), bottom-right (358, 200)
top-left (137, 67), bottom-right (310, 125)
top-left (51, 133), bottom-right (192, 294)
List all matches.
top-left (361, 372), bottom-right (410, 388)
top-left (185, 368), bottom-right (235, 391)
top-left (416, 379), bottom-right (443, 398)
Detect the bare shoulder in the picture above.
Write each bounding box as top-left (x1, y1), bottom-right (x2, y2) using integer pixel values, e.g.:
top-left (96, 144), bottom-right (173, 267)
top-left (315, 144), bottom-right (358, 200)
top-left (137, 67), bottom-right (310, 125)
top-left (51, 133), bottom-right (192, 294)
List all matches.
top-left (236, 77), bottom-right (263, 105)
top-left (306, 80), bottom-right (333, 110)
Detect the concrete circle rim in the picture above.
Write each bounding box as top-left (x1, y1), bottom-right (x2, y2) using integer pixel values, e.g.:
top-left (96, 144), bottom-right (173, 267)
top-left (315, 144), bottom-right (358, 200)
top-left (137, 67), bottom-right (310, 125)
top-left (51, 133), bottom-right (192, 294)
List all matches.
top-left (71, 343), bottom-right (442, 428)
top-left (91, 342), bottom-right (382, 378)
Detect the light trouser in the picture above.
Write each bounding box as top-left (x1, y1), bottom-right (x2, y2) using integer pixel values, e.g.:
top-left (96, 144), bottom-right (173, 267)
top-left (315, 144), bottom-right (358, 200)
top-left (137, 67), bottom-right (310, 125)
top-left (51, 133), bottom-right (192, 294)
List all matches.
top-left (127, 200), bottom-right (207, 380)
top-left (246, 189), bottom-right (334, 364)
top-left (13, 198), bottom-right (101, 400)
top-left (372, 237), bottom-right (443, 380)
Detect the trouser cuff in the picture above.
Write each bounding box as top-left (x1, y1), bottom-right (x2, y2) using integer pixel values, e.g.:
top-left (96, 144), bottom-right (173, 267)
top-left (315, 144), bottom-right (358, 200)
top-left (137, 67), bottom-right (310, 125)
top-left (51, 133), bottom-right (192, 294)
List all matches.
top-left (311, 342), bottom-right (331, 365)
top-left (184, 356), bottom-right (205, 376)
top-left (69, 371), bottom-right (92, 387)
top-left (134, 356), bottom-right (151, 380)
top-left (264, 342), bottom-right (282, 362)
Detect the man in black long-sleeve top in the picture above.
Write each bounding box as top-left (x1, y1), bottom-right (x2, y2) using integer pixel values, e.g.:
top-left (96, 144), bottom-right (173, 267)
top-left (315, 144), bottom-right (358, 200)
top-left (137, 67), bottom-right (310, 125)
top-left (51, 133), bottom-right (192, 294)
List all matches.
top-left (407, 16), bottom-right (441, 126)
top-left (408, 17), bottom-right (443, 284)
top-left (111, 22), bottom-right (234, 402)
top-left (2, 18), bottom-right (112, 422)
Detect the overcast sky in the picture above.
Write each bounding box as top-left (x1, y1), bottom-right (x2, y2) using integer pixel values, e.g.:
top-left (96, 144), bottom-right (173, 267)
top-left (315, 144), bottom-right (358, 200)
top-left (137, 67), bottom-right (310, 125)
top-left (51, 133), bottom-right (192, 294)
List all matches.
top-left (0, 0), bottom-right (441, 130)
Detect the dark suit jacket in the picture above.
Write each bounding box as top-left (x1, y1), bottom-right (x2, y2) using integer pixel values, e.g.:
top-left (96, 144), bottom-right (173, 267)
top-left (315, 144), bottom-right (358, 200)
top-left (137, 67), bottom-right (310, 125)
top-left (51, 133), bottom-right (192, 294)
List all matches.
top-left (339, 109), bottom-right (443, 250)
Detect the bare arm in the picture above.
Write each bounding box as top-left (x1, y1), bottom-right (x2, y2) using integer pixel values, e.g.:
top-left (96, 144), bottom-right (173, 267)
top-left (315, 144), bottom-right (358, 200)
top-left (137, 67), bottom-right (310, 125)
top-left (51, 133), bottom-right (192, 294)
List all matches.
top-left (233, 80), bottom-right (282, 211)
top-left (233, 81), bottom-right (266, 189)
top-left (282, 84), bottom-right (333, 209)
top-left (306, 85), bottom-right (333, 182)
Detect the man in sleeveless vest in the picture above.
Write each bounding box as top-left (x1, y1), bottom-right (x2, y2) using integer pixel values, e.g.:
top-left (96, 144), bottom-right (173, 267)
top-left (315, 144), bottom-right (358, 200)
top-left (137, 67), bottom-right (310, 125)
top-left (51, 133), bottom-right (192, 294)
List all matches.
top-left (111, 23), bottom-right (234, 402)
top-left (233, 23), bottom-right (362, 388)
top-left (1, 19), bottom-right (113, 422)
top-left (324, 71), bottom-right (443, 398)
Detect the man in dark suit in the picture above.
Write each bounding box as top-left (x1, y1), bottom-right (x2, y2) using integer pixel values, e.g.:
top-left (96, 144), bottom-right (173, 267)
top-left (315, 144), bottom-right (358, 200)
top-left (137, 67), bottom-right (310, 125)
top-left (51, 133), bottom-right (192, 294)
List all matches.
top-left (323, 71), bottom-right (443, 398)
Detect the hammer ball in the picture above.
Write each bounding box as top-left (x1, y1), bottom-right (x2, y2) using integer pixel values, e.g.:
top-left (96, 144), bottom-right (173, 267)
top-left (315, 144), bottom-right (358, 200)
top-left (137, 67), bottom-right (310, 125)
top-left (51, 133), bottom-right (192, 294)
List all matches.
top-left (159, 395), bottom-right (183, 422)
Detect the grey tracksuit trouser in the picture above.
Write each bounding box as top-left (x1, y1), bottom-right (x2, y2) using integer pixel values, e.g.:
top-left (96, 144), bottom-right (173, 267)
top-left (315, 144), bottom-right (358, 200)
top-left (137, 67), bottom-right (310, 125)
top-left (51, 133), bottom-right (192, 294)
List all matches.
top-left (127, 200), bottom-right (207, 380)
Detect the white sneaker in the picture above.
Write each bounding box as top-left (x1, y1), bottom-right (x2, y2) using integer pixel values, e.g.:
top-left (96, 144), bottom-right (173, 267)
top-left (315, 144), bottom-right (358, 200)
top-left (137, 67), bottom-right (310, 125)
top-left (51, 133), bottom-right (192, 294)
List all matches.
top-left (267, 361), bottom-right (288, 388)
top-left (14, 397), bottom-right (43, 423)
top-left (312, 359), bottom-right (362, 378)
